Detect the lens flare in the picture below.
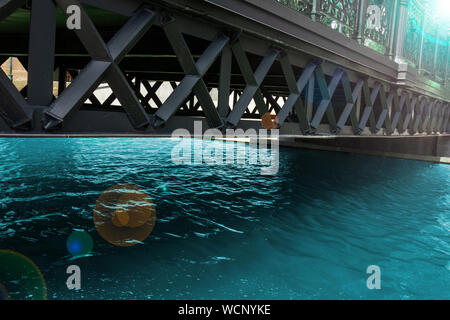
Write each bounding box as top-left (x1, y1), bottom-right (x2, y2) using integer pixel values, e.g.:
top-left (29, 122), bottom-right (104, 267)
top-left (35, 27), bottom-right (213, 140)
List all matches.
top-left (433, 0), bottom-right (450, 20)
top-left (409, 1), bottom-right (450, 46)
top-left (0, 283), bottom-right (10, 300)
top-left (261, 112), bottom-right (279, 130)
top-left (93, 184), bottom-right (157, 247)
top-left (0, 250), bottom-right (47, 300)
top-left (66, 230), bottom-right (94, 257)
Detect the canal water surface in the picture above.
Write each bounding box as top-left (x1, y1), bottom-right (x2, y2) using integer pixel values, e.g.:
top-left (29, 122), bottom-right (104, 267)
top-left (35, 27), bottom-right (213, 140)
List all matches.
top-left (0, 138), bottom-right (449, 299)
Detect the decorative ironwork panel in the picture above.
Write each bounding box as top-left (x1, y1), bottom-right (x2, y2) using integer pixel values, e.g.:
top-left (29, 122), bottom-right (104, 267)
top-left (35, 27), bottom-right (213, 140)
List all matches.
top-left (403, 0), bottom-right (423, 67)
top-left (319, 0), bottom-right (358, 36)
top-left (364, 0), bottom-right (394, 47)
top-left (435, 39), bottom-right (448, 80)
top-left (421, 22), bottom-right (438, 75)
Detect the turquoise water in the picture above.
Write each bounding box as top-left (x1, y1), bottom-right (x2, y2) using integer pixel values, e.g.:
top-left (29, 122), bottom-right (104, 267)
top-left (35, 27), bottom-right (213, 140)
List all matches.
top-left (0, 138), bottom-right (449, 300)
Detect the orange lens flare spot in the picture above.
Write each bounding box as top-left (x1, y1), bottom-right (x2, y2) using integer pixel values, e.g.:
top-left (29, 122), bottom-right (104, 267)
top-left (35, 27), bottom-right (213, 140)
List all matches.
top-left (94, 184), bottom-right (157, 247)
top-left (261, 112), bottom-right (279, 130)
top-left (112, 209), bottom-right (130, 227)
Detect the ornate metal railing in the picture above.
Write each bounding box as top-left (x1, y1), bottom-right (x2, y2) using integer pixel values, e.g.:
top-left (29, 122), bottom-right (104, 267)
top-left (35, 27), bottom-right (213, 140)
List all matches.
top-left (364, 0), bottom-right (393, 49)
top-left (276, 0), bottom-right (450, 89)
top-left (403, 0), bottom-right (422, 67)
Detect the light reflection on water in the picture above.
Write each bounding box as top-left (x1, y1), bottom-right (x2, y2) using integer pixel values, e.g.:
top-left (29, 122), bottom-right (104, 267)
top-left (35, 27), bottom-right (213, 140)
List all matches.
top-left (0, 138), bottom-right (449, 300)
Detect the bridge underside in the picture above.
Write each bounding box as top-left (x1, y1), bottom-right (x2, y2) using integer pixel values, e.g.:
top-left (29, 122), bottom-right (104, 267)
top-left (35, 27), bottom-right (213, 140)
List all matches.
top-left (0, 0), bottom-right (449, 161)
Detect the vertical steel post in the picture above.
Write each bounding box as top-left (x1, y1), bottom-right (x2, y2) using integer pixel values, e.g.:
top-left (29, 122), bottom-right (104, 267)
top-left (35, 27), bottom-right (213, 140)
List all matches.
top-left (393, 0), bottom-right (410, 62)
top-left (353, 0), bottom-right (367, 45)
top-left (445, 33), bottom-right (450, 87)
top-left (432, 28), bottom-right (440, 79)
top-left (386, 0), bottom-right (399, 59)
top-left (218, 45), bottom-right (232, 118)
top-left (27, 0), bottom-right (56, 106)
top-left (417, 15), bottom-right (426, 73)
top-left (306, 76), bottom-right (314, 121)
top-left (310, 0), bottom-right (320, 22)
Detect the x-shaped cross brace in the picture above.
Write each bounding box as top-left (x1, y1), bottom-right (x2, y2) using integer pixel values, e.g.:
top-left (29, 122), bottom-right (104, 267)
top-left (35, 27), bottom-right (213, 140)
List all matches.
top-left (412, 98), bottom-right (427, 134)
top-left (402, 95), bottom-right (417, 133)
top-left (277, 55), bottom-right (317, 134)
top-left (421, 100), bottom-right (436, 133)
top-left (226, 41), bottom-right (279, 128)
top-left (442, 105), bottom-right (450, 133)
top-left (43, 0), bottom-right (156, 130)
top-left (436, 104), bottom-right (447, 133)
top-left (430, 102), bottom-right (442, 133)
top-left (152, 19), bottom-right (229, 128)
top-left (336, 78), bottom-right (364, 135)
top-left (359, 82), bottom-right (380, 134)
top-left (310, 66), bottom-right (339, 133)
top-left (374, 86), bottom-right (392, 134)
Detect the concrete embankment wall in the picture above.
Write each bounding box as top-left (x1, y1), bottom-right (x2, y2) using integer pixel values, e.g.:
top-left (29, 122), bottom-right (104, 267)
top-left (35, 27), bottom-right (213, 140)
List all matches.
top-left (281, 135), bottom-right (450, 164)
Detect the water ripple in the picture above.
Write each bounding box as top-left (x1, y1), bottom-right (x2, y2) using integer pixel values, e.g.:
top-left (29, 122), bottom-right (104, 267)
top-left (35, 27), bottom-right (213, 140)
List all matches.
top-left (0, 138), bottom-right (448, 299)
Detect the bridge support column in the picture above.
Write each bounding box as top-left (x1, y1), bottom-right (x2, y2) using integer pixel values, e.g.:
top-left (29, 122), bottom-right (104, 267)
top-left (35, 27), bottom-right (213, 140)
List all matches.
top-left (27, 0), bottom-right (56, 106)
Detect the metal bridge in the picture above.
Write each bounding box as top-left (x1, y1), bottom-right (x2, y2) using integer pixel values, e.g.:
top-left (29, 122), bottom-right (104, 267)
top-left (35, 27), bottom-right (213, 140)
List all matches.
top-left (0, 0), bottom-right (449, 161)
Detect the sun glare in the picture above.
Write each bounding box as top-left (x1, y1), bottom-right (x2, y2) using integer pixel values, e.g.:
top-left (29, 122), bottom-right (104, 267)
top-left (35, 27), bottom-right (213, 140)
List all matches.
top-left (432, 0), bottom-right (450, 21)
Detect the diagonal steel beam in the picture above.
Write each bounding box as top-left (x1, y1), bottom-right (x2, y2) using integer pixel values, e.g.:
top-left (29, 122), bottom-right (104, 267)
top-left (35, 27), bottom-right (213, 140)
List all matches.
top-left (44, 7), bottom-right (156, 130)
top-left (0, 0), bottom-right (26, 22)
top-left (0, 70), bottom-right (32, 129)
top-left (278, 55), bottom-right (316, 132)
top-left (374, 85), bottom-right (392, 134)
top-left (436, 103), bottom-right (446, 133)
top-left (0, 0), bottom-right (32, 129)
top-left (126, 75), bottom-right (151, 110)
top-left (108, 8), bottom-right (158, 63)
top-left (306, 76), bottom-right (314, 122)
top-left (403, 95), bottom-right (417, 133)
top-left (142, 80), bottom-right (163, 108)
top-left (261, 88), bottom-right (281, 114)
top-left (106, 65), bottom-right (150, 128)
top-left (102, 92), bottom-right (117, 108)
top-left (359, 81), bottom-right (379, 133)
top-left (430, 102), bottom-right (441, 133)
top-left (153, 22), bottom-right (228, 128)
top-left (310, 66), bottom-right (339, 132)
top-left (55, 0), bottom-right (111, 61)
top-left (390, 91), bottom-right (406, 133)
top-left (88, 91), bottom-right (102, 107)
top-left (44, 60), bottom-right (111, 130)
top-left (442, 105), bottom-right (450, 133)
top-left (438, 103), bottom-right (447, 133)
top-left (337, 78), bottom-right (363, 134)
top-left (412, 98), bottom-right (426, 133)
top-left (226, 42), bottom-right (279, 127)
top-left (421, 100), bottom-right (435, 133)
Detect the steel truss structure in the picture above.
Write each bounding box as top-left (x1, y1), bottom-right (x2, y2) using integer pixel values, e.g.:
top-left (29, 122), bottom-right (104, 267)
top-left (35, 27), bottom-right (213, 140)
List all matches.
top-left (0, 0), bottom-right (449, 136)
